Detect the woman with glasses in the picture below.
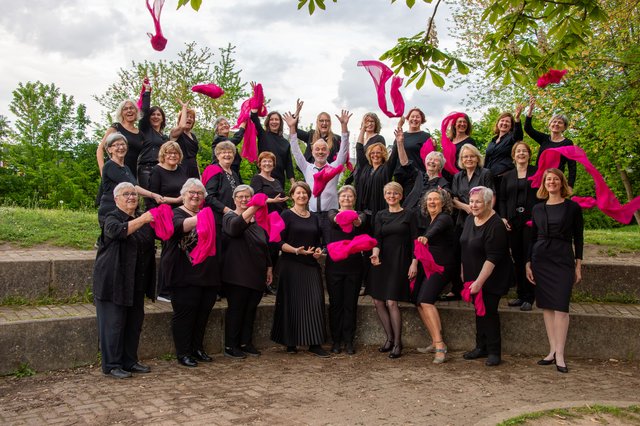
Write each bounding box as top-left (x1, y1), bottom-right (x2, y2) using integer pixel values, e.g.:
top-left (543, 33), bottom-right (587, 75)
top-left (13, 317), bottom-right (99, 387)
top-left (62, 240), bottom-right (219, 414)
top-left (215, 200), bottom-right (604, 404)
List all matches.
top-left (212, 118), bottom-right (246, 176)
top-left (148, 141), bottom-right (188, 209)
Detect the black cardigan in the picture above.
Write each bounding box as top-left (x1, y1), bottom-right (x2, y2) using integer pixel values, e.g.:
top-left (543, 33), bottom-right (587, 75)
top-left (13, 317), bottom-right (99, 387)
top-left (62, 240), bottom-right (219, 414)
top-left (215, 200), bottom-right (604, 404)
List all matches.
top-left (528, 199), bottom-right (584, 260)
top-left (498, 165), bottom-right (539, 223)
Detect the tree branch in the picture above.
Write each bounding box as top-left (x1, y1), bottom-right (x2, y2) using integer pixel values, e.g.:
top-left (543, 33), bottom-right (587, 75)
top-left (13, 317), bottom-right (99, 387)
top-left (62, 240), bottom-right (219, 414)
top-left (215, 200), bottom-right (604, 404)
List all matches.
top-left (424, 0), bottom-right (442, 42)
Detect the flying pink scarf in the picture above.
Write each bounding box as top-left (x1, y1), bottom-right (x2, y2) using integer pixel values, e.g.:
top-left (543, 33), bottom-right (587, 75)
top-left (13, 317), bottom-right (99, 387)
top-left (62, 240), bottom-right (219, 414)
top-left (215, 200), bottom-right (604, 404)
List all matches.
top-left (530, 146), bottom-right (640, 224)
top-left (246, 193), bottom-right (285, 243)
top-left (440, 112), bottom-right (467, 176)
top-left (148, 204), bottom-right (174, 240)
top-left (413, 240), bottom-right (444, 279)
top-left (192, 83), bottom-right (224, 99)
top-left (537, 69), bottom-right (567, 89)
top-left (146, 0), bottom-right (167, 51)
top-left (419, 137), bottom-right (436, 165)
top-left (136, 77), bottom-right (150, 110)
top-left (201, 164), bottom-right (223, 186)
top-left (357, 60), bottom-right (405, 118)
top-left (327, 234), bottom-right (377, 262)
top-left (312, 164), bottom-right (344, 197)
top-left (335, 210), bottom-right (359, 233)
top-left (234, 83), bottom-right (266, 163)
top-left (461, 281), bottom-right (486, 316)
top-left (189, 207), bottom-right (216, 265)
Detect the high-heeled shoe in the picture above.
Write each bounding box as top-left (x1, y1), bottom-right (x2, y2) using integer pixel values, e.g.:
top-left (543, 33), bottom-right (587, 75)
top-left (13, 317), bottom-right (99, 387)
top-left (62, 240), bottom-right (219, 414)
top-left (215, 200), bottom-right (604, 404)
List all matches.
top-left (378, 340), bottom-right (393, 353)
top-left (556, 364), bottom-right (569, 373)
top-left (537, 354), bottom-right (556, 366)
top-left (388, 344), bottom-right (402, 359)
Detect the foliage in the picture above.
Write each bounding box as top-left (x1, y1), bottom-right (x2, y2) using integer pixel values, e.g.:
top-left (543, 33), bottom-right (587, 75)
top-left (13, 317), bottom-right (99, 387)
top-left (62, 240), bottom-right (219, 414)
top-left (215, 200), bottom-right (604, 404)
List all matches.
top-left (11, 363), bottom-right (36, 378)
top-left (584, 225), bottom-right (640, 250)
top-left (498, 405), bottom-right (640, 426)
top-left (1, 286), bottom-right (94, 307)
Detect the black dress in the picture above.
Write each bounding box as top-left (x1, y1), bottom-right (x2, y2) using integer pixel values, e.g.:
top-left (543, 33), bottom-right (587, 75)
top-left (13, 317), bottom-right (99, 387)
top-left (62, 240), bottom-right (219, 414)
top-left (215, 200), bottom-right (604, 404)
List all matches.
top-left (251, 112), bottom-right (295, 189)
top-left (175, 133), bottom-right (200, 179)
top-left (451, 167), bottom-right (494, 227)
top-left (524, 116), bottom-right (577, 187)
top-left (368, 209), bottom-right (418, 302)
top-left (138, 92), bottom-right (169, 186)
top-left (97, 160), bottom-right (137, 225)
top-left (250, 174), bottom-right (286, 213)
top-left (354, 143), bottom-right (398, 219)
top-left (112, 123), bottom-right (144, 180)
top-left (395, 130), bottom-right (430, 176)
top-left (485, 122), bottom-right (524, 192)
top-left (271, 210), bottom-right (326, 346)
top-left (529, 200), bottom-right (583, 312)
top-left (147, 164), bottom-right (188, 209)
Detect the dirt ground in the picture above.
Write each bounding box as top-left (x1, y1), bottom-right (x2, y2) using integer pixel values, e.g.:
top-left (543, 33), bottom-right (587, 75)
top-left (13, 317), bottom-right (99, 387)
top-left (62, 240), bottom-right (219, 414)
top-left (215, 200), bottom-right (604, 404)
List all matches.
top-left (1, 348), bottom-right (638, 425)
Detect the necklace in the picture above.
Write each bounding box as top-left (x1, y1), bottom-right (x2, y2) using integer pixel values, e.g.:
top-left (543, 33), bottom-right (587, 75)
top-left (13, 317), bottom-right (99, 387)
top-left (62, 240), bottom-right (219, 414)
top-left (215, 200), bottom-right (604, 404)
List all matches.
top-left (183, 205), bottom-right (199, 215)
top-left (292, 206), bottom-right (310, 218)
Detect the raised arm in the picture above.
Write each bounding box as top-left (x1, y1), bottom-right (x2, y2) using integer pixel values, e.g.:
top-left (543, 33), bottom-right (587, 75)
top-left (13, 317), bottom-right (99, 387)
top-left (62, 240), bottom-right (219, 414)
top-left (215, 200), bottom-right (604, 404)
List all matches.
top-left (169, 99), bottom-right (189, 140)
top-left (96, 126), bottom-right (117, 175)
top-left (332, 109), bottom-right (352, 166)
top-left (284, 112), bottom-right (309, 174)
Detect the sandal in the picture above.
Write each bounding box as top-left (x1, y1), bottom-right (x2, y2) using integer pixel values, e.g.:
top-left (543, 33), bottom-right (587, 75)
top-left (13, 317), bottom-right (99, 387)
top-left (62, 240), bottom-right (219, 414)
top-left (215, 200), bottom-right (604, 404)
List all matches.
top-left (432, 342), bottom-right (447, 364)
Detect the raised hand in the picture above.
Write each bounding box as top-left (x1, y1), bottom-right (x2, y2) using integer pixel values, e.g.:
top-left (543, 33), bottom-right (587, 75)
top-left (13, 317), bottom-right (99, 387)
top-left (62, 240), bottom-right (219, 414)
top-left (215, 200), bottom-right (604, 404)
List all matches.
top-left (335, 109), bottom-right (352, 125)
top-left (283, 111), bottom-right (298, 129)
top-left (294, 98), bottom-right (304, 119)
top-left (527, 95), bottom-right (536, 116)
top-left (394, 128), bottom-right (405, 144)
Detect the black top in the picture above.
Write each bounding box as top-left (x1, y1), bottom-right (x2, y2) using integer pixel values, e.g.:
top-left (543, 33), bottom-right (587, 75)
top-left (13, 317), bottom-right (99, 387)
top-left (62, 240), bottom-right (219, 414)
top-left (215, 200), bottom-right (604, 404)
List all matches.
top-left (159, 207), bottom-right (221, 289)
top-left (498, 165), bottom-right (539, 224)
top-left (222, 212), bottom-right (272, 291)
top-left (400, 165), bottom-right (451, 212)
top-left (204, 169), bottom-right (239, 224)
top-left (297, 128), bottom-right (342, 164)
top-left (397, 131), bottom-right (430, 175)
top-left (423, 212), bottom-right (456, 266)
top-left (147, 164), bottom-right (188, 209)
top-left (528, 199), bottom-right (584, 260)
top-left (138, 92), bottom-right (169, 166)
top-left (460, 213), bottom-right (511, 296)
top-left (363, 134), bottom-right (386, 149)
top-left (485, 121), bottom-right (524, 177)
top-left (354, 142), bottom-right (398, 217)
top-left (111, 123), bottom-right (144, 179)
top-left (175, 132), bottom-right (200, 178)
top-left (451, 167), bottom-right (494, 227)
top-left (251, 112), bottom-right (295, 188)
top-left (443, 136), bottom-right (477, 182)
top-left (325, 209), bottom-right (367, 273)
top-left (93, 208), bottom-right (156, 305)
top-left (524, 116), bottom-right (577, 187)
top-left (212, 128), bottom-right (245, 167)
top-left (277, 209), bottom-right (322, 266)
top-left (98, 160), bottom-right (138, 219)
top-left (250, 174), bottom-right (286, 213)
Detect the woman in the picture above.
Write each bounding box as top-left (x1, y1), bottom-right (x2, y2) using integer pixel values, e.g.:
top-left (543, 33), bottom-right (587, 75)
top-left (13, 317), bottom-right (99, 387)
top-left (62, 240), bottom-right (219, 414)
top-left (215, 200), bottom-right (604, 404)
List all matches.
top-left (169, 100), bottom-right (200, 179)
top-left (460, 186), bottom-right (512, 367)
top-left (292, 99), bottom-right (342, 163)
top-left (525, 96), bottom-right (577, 188)
top-left (93, 182), bottom-right (155, 378)
top-left (347, 113), bottom-right (386, 186)
top-left (326, 185), bottom-right (366, 355)
top-left (415, 189), bottom-right (456, 363)
top-left (526, 169), bottom-right (583, 373)
top-left (498, 142), bottom-right (539, 311)
top-left (251, 106), bottom-right (295, 189)
top-left (160, 178), bottom-right (220, 367)
top-left (222, 185), bottom-right (273, 359)
top-left (97, 133), bottom-right (163, 227)
top-left (442, 113), bottom-right (476, 181)
top-left (270, 181), bottom-right (329, 358)
top-left (212, 117), bottom-right (246, 176)
top-left (369, 182), bottom-right (419, 359)
top-left (395, 107), bottom-right (431, 176)
top-left (484, 106), bottom-right (524, 193)
top-left (148, 141), bottom-right (188, 209)
top-left (96, 99), bottom-right (144, 179)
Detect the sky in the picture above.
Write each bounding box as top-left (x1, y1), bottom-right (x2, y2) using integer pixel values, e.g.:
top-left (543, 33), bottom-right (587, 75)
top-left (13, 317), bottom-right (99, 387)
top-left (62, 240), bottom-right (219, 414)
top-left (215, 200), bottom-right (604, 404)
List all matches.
top-left (0, 0), bottom-right (474, 142)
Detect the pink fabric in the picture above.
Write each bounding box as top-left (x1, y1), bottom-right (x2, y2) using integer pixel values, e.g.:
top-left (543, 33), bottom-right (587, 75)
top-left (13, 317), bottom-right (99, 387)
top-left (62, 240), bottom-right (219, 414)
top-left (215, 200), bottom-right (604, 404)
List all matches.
top-left (189, 208), bottom-right (216, 265)
top-left (409, 278), bottom-right (416, 293)
top-left (235, 83), bottom-right (266, 163)
top-left (312, 164), bottom-right (344, 197)
top-left (440, 112), bottom-right (467, 176)
top-left (201, 164), bottom-right (223, 186)
top-left (136, 77), bottom-right (150, 110)
top-left (413, 240), bottom-right (445, 279)
top-left (246, 193), bottom-right (285, 243)
top-left (461, 281), bottom-right (486, 317)
top-left (419, 137), bottom-right (436, 165)
top-left (335, 210), bottom-right (360, 233)
top-left (537, 69), bottom-right (568, 88)
top-left (327, 235), bottom-right (377, 262)
top-left (146, 0), bottom-right (167, 51)
top-left (525, 220), bottom-right (533, 228)
top-left (148, 204), bottom-right (174, 241)
top-left (357, 60), bottom-right (405, 118)
top-left (529, 146), bottom-right (640, 224)
top-left (192, 83), bottom-right (224, 99)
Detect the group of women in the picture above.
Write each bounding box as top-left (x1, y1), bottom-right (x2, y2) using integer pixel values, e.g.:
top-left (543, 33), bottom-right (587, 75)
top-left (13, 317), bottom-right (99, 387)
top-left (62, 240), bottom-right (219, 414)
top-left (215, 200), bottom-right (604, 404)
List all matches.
top-left (93, 83), bottom-right (583, 378)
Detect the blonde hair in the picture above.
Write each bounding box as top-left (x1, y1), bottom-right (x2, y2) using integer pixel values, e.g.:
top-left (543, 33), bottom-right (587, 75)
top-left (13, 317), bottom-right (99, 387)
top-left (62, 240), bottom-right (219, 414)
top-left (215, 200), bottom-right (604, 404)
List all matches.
top-left (383, 181), bottom-right (403, 195)
top-left (365, 142), bottom-right (388, 165)
top-left (458, 143), bottom-right (484, 169)
top-left (536, 168), bottom-right (572, 199)
top-left (312, 112), bottom-right (336, 151)
top-left (158, 141), bottom-right (183, 164)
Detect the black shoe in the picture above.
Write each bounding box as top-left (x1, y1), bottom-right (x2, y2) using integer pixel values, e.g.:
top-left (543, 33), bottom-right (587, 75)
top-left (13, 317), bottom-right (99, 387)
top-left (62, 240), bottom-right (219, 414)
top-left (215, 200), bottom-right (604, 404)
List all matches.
top-left (439, 293), bottom-right (461, 301)
top-left (107, 368), bottom-right (132, 379)
top-left (178, 355), bottom-right (198, 367)
top-left (378, 340), bottom-right (393, 353)
top-left (345, 343), bottom-right (355, 355)
top-left (520, 302), bottom-right (533, 311)
top-left (331, 343), bottom-right (342, 354)
top-left (240, 344), bottom-right (261, 357)
top-left (224, 347), bottom-right (247, 359)
top-left (126, 362), bottom-right (151, 373)
top-left (388, 344), bottom-right (402, 359)
top-left (485, 354), bottom-right (501, 366)
top-left (508, 298), bottom-right (524, 307)
top-left (193, 349), bottom-right (213, 362)
top-left (308, 345), bottom-right (330, 358)
top-left (537, 354), bottom-right (556, 365)
top-left (556, 364), bottom-right (569, 373)
top-left (286, 346), bottom-right (298, 354)
top-left (463, 348), bottom-right (488, 360)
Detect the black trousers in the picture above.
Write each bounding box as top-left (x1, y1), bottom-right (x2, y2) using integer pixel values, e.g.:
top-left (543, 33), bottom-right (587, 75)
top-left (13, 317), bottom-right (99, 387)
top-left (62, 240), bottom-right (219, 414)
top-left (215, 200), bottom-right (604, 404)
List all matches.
top-left (316, 211), bottom-right (332, 249)
top-left (137, 163), bottom-right (155, 210)
top-left (451, 226), bottom-right (464, 295)
top-left (171, 286), bottom-right (218, 357)
top-left (95, 292), bottom-right (145, 374)
top-left (475, 292), bottom-right (502, 356)
top-left (224, 284), bottom-right (263, 348)
top-left (326, 269), bottom-right (362, 345)
top-left (509, 222), bottom-right (535, 303)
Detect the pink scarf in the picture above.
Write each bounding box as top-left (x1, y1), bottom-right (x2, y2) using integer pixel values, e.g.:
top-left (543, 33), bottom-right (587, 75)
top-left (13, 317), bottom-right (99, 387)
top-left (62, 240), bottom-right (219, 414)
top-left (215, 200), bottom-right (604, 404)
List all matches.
top-left (136, 77), bottom-right (150, 110)
top-left (335, 210), bottom-right (359, 233)
top-left (235, 83), bottom-right (266, 163)
top-left (246, 193), bottom-right (285, 243)
top-left (440, 112), bottom-right (467, 176)
top-left (145, 0), bottom-right (167, 51)
top-left (192, 83), bottom-right (224, 99)
top-left (357, 60), bottom-right (405, 118)
top-left (201, 164), bottom-right (223, 186)
top-left (537, 69), bottom-right (567, 89)
top-left (530, 146), bottom-right (640, 224)
top-left (189, 207), bottom-right (216, 265)
top-left (312, 164), bottom-right (344, 197)
top-left (413, 240), bottom-right (444, 279)
top-left (461, 281), bottom-right (486, 316)
top-left (419, 137), bottom-right (436, 165)
top-left (148, 204), bottom-right (174, 240)
top-left (327, 234), bottom-right (377, 262)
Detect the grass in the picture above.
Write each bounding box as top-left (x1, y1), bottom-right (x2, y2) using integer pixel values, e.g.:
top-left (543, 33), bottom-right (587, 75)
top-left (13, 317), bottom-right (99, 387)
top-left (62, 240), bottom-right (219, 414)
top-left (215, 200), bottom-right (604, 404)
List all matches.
top-left (0, 286), bottom-right (94, 306)
top-left (11, 363), bottom-right (36, 378)
top-left (584, 225), bottom-right (640, 252)
top-left (498, 404), bottom-right (640, 425)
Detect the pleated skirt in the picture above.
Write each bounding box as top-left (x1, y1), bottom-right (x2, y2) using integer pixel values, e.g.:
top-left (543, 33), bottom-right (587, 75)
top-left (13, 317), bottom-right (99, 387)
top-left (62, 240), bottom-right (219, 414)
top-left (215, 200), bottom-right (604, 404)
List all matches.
top-left (270, 256), bottom-right (326, 346)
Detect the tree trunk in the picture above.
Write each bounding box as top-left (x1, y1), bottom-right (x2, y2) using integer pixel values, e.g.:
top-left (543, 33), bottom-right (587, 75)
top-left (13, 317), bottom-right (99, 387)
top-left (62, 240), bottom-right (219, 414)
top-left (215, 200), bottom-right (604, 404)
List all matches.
top-left (615, 161), bottom-right (640, 225)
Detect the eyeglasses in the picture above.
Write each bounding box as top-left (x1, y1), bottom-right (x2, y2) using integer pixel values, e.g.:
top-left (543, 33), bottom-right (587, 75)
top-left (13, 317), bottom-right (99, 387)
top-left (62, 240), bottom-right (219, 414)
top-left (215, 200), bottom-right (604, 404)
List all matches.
top-left (188, 190), bottom-right (204, 197)
top-left (461, 155), bottom-right (476, 160)
top-left (118, 192), bottom-right (138, 198)
top-left (110, 142), bottom-right (127, 148)
top-left (234, 194), bottom-right (251, 200)
top-left (318, 119), bottom-right (330, 124)
top-left (122, 106), bottom-right (137, 111)
top-left (165, 152), bottom-right (179, 157)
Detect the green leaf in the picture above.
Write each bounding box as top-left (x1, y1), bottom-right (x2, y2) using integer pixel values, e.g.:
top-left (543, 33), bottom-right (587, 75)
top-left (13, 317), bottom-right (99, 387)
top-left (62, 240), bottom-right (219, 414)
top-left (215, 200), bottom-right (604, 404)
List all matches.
top-left (416, 70), bottom-right (427, 90)
top-left (309, 0), bottom-right (316, 14)
top-left (406, 0), bottom-right (416, 7)
top-left (456, 60), bottom-right (470, 75)
top-left (297, 0), bottom-right (307, 10)
top-left (176, 0), bottom-right (189, 9)
top-left (190, 0), bottom-right (202, 11)
top-left (429, 69), bottom-right (445, 88)
top-left (316, 0), bottom-right (326, 10)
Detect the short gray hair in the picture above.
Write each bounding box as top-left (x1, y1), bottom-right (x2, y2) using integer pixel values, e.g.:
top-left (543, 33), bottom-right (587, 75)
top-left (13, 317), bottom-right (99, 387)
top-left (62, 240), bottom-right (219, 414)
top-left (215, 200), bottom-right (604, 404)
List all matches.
top-left (425, 151), bottom-right (446, 171)
top-left (469, 186), bottom-right (493, 204)
top-left (113, 182), bottom-right (135, 198)
top-left (214, 117), bottom-right (229, 134)
top-left (214, 140), bottom-right (237, 157)
top-left (233, 184), bottom-right (254, 198)
top-left (338, 184), bottom-right (357, 198)
top-left (113, 99), bottom-right (140, 124)
top-left (106, 132), bottom-right (128, 149)
top-left (180, 178), bottom-right (207, 197)
top-left (549, 114), bottom-right (569, 129)
top-left (458, 143), bottom-right (484, 169)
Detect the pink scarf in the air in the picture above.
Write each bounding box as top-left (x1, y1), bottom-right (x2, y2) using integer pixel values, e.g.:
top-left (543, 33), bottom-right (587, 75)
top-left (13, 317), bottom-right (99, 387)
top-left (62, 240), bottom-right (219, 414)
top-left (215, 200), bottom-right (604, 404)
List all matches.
top-left (357, 60), bottom-right (405, 118)
top-left (312, 164), bottom-right (344, 197)
top-left (440, 112), bottom-right (468, 176)
top-left (234, 83), bottom-right (266, 163)
top-left (413, 240), bottom-right (444, 279)
top-left (530, 146), bottom-right (640, 224)
top-left (189, 207), bottom-right (216, 266)
top-left (537, 69), bottom-right (567, 89)
top-left (136, 77), bottom-right (150, 110)
top-left (148, 204), bottom-right (174, 241)
top-left (246, 193), bottom-right (285, 243)
top-left (146, 0), bottom-right (167, 51)
top-left (327, 234), bottom-right (377, 262)
top-left (192, 83), bottom-right (224, 99)
top-left (461, 281), bottom-right (486, 316)
top-left (335, 210), bottom-right (360, 233)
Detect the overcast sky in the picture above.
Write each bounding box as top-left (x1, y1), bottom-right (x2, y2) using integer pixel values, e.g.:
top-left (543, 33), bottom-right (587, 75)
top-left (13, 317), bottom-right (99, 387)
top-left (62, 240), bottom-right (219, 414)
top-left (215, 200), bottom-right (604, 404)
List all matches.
top-left (0, 0), bottom-right (475, 142)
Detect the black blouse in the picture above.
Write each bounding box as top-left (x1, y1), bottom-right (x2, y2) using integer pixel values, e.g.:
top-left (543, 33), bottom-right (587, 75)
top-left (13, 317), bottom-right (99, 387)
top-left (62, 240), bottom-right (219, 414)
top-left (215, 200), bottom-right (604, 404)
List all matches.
top-left (98, 160), bottom-right (138, 219)
top-left (325, 209), bottom-right (367, 273)
top-left (250, 174), bottom-right (286, 213)
top-left (451, 167), bottom-right (494, 227)
top-left (175, 133), bottom-right (200, 178)
top-left (138, 92), bottom-right (169, 166)
top-left (485, 121), bottom-right (524, 177)
top-left (354, 143), bottom-right (398, 217)
top-left (212, 128), bottom-right (245, 167)
top-left (277, 209), bottom-right (322, 266)
top-left (524, 116), bottom-right (577, 187)
top-left (528, 199), bottom-right (584, 260)
top-left (423, 212), bottom-right (456, 267)
top-left (498, 165), bottom-right (539, 224)
top-left (111, 123), bottom-right (144, 179)
top-left (148, 164), bottom-right (188, 209)
top-left (204, 169), bottom-right (240, 223)
top-left (251, 112), bottom-right (295, 188)
top-left (396, 131), bottom-right (431, 175)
